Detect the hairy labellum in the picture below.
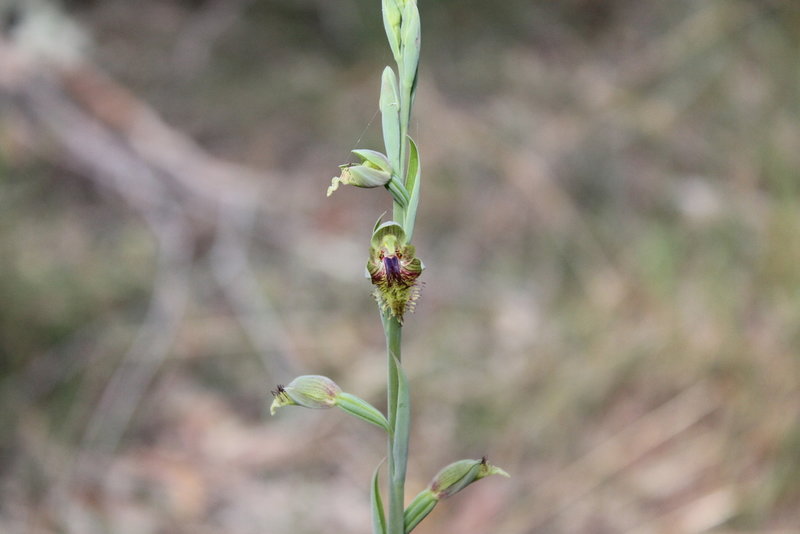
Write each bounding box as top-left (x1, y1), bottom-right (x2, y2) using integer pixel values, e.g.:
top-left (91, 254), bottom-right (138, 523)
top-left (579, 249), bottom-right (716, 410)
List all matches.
top-left (367, 222), bottom-right (423, 322)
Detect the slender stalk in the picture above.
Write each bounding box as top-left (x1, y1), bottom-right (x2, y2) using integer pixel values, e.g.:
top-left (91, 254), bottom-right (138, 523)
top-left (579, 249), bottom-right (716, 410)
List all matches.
top-left (385, 315), bottom-right (402, 427)
top-left (384, 315), bottom-right (404, 534)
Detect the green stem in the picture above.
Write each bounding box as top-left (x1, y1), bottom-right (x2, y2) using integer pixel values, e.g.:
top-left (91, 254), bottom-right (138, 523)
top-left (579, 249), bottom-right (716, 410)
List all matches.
top-left (385, 315), bottom-right (405, 534)
top-left (384, 6), bottom-right (420, 532)
top-left (385, 315), bottom-right (401, 426)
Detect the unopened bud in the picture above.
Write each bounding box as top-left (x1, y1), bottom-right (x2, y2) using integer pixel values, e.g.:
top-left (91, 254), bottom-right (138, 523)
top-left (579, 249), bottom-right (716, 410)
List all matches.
top-left (428, 456), bottom-right (509, 499)
top-left (270, 376), bottom-right (390, 433)
top-left (270, 375), bottom-right (341, 415)
top-left (327, 164), bottom-right (392, 196)
top-left (404, 457), bottom-right (508, 532)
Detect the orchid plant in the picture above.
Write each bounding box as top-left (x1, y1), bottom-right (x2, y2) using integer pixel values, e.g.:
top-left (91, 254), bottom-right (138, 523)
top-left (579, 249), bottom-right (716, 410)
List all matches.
top-left (270, 2), bottom-right (508, 532)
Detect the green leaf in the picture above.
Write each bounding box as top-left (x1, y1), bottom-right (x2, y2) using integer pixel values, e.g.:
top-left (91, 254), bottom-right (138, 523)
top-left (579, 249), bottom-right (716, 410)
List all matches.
top-left (403, 136), bottom-right (421, 240)
top-left (336, 392), bottom-right (391, 434)
top-left (371, 461), bottom-right (388, 534)
top-left (380, 67), bottom-right (401, 177)
top-left (403, 489), bottom-right (438, 533)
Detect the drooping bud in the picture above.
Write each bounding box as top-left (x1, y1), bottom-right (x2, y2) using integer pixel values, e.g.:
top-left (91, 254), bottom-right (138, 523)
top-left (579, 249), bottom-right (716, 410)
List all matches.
top-left (367, 221), bottom-right (423, 323)
top-left (326, 149), bottom-right (409, 207)
top-left (429, 456), bottom-right (508, 498)
top-left (270, 375), bottom-right (341, 415)
top-left (327, 164), bottom-right (391, 196)
top-left (270, 375), bottom-right (390, 433)
top-left (404, 457), bottom-right (509, 533)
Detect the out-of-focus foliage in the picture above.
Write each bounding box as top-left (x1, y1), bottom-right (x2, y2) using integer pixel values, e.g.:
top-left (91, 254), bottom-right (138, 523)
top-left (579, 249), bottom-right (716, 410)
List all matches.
top-left (2, 0), bottom-right (800, 533)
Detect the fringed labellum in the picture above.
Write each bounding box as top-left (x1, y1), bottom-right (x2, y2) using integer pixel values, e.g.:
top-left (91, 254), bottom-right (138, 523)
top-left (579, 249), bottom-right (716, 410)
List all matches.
top-left (367, 221), bottom-right (423, 322)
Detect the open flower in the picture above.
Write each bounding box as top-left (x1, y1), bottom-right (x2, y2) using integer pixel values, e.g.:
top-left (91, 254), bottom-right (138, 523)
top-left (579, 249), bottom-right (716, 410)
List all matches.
top-left (367, 221), bottom-right (423, 322)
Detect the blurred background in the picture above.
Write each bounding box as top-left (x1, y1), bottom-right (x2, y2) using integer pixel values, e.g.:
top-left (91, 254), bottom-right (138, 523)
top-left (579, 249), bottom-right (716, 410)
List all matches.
top-left (1, 0), bottom-right (799, 532)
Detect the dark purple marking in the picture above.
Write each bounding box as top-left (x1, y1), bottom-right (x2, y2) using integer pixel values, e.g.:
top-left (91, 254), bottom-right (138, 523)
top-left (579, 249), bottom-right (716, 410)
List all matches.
top-left (383, 255), bottom-right (403, 284)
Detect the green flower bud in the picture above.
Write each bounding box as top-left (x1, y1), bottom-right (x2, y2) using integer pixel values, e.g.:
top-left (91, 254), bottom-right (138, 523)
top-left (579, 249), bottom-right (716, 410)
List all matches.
top-left (270, 376), bottom-right (390, 433)
top-left (327, 164), bottom-right (392, 196)
top-left (367, 221), bottom-right (423, 323)
top-left (326, 150), bottom-right (409, 207)
top-left (270, 375), bottom-right (341, 415)
top-left (429, 459), bottom-right (482, 498)
top-left (403, 457), bottom-right (508, 533)
top-left (428, 456), bottom-right (510, 499)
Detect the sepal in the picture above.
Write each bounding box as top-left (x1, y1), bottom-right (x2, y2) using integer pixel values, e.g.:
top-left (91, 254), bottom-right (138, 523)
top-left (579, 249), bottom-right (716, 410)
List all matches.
top-left (351, 149), bottom-right (394, 174)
